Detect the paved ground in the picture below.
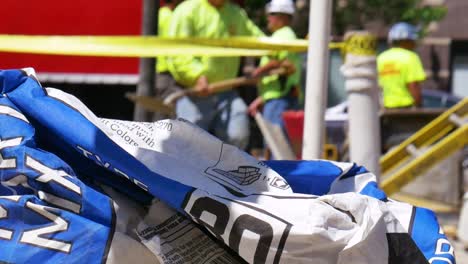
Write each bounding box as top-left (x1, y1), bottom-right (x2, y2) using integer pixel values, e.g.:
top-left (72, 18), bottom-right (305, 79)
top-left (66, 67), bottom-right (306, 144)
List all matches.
top-left (437, 212), bottom-right (468, 263)
top-left (436, 162), bottom-right (467, 263)
top-left (452, 239), bottom-right (468, 263)
top-left (453, 158), bottom-right (468, 263)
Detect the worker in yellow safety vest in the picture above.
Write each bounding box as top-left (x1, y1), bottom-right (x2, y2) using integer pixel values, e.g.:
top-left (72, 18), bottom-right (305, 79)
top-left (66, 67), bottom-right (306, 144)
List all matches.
top-left (377, 22), bottom-right (426, 108)
top-left (248, 0), bottom-right (301, 132)
top-left (165, 0), bottom-right (265, 149)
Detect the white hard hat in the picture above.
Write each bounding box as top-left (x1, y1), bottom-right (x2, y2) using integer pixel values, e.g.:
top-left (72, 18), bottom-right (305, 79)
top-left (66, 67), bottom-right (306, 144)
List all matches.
top-left (266, 0), bottom-right (295, 15)
top-left (388, 22), bottom-right (419, 43)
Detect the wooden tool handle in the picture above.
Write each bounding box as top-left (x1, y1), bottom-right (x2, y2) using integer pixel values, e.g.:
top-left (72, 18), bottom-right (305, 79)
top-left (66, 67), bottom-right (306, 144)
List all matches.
top-left (125, 92), bottom-right (175, 116)
top-left (203, 67), bottom-right (288, 95)
top-left (205, 76), bottom-right (256, 94)
top-left (165, 67), bottom-right (289, 105)
top-left (164, 77), bottom-right (255, 105)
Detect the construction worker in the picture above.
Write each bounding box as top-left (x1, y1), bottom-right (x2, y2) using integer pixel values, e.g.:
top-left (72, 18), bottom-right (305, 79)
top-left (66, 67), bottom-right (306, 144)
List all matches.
top-left (377, 22), bottom-right (426, 109)
top-left (154, 0), bottom-right (183, 110)
top-left (248, 0), bottom-right (301, 131)
top-left (166, 0), bottom-right (264, 149)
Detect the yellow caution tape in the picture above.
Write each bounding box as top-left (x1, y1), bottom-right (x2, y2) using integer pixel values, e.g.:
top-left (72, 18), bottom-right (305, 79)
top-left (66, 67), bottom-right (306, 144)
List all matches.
top-left (186, 36), bottom-right (309, 52)
top-left (328, 42), bottom-right (345, 50)
top-left (215, 37), bottom-right (345, 52)
top-left (0, 35), bottom-right (272, 57)
top-left (341, 32), bottom-right (377, 56)
top-left (0, 35), bottom-right (345, 57)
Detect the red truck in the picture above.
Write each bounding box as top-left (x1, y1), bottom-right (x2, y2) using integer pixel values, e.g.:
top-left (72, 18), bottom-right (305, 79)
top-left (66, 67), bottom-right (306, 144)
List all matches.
top-left (0, 0), bottom-right (143, 84)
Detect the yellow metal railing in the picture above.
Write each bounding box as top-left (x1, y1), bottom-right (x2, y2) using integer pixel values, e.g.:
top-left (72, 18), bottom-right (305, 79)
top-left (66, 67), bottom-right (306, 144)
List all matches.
top-left (380, 98), bottom-right (468, 196)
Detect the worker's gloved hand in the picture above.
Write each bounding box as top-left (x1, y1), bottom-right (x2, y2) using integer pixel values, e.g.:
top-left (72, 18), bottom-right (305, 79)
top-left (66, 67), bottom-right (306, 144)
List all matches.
top-left (248, 96), bottom-right (264, 116)
top-left (194, 75), bottom-right (210, 96)
top-left (281, 60), bottom-right (296, 76)
top-left (250, 67), bottom-right (264, 79)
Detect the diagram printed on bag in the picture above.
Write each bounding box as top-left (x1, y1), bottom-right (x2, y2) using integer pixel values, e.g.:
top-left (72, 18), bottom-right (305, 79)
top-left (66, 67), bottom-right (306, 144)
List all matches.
top-left (208, 166), bottom-right (261, 186)
top-left (269, 177), bottom-right (290, 190)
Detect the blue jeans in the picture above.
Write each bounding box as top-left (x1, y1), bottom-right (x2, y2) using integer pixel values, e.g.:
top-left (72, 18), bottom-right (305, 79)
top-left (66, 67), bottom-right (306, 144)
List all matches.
top-left (263, 95), bottom-right (298, 132)
top-left (262, 96), bottom-right (298, 159)
top-left (176, 90), bottom-right (249, 150)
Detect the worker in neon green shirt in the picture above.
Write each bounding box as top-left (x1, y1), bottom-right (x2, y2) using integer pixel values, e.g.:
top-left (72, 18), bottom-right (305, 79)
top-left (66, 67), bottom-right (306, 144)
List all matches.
top-left (248, 0), bottom-right (301, 132)
top-left (377, 22), bottom-right (426, 108)
top-left (154, 0), bottom-right (183, 103)
top-left (165, 0), bottom-right (264, 149)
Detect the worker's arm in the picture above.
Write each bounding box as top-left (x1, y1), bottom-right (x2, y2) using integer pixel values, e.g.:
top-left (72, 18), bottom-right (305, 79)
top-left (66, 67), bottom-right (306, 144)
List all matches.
top-left (251, 60), bottom-right (282, 78)
top-left (407, 82), bottom-right (422, 107)
top-left (193, 75), bottom-right (210, 96)
top-left (252, 59), bottom-right (296, 78)
top-left (248, 96), bottom-right (264, 116)
top-left (406, 53), bottom-right (426, 107)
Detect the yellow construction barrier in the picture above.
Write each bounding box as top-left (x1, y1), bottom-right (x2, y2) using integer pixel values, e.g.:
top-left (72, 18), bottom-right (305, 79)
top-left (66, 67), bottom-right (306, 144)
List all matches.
top-left (380, 98), bottom-right (468, 196)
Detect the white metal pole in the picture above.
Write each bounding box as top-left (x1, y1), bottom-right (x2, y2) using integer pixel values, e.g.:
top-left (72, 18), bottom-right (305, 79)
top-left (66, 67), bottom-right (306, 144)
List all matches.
top-left (301, 0), bottom-right (332, 159)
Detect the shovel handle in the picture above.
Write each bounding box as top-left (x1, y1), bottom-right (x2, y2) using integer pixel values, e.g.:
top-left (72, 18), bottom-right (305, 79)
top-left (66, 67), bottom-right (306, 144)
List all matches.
top-left (164, 67), bottom-right (288, 105)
